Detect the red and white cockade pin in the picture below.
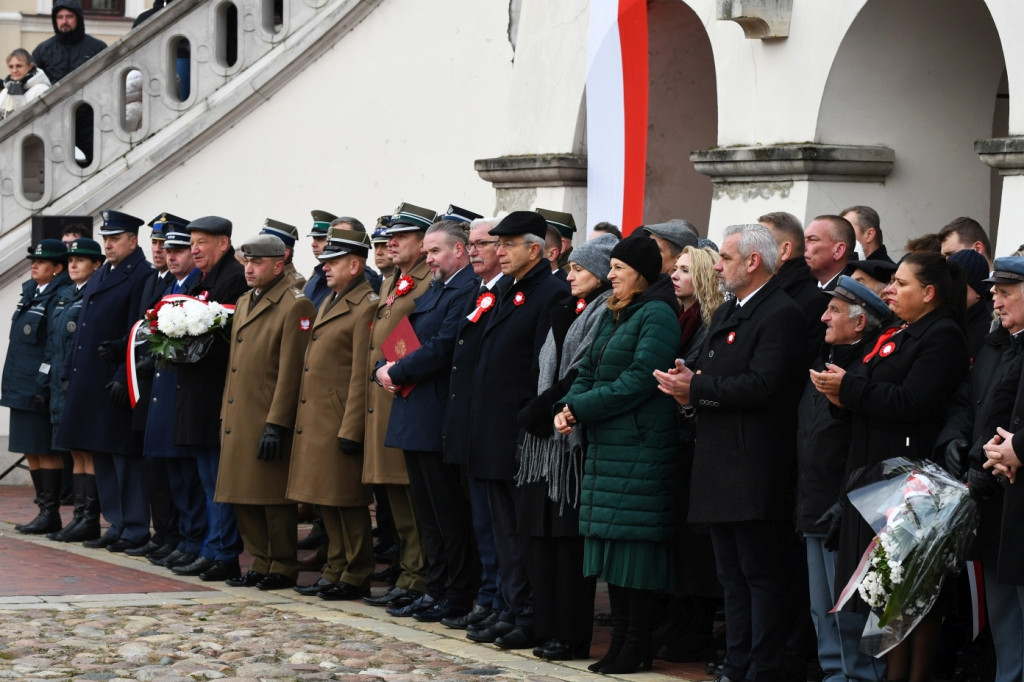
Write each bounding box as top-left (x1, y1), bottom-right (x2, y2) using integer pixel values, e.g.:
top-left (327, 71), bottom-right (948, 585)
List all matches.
top-left (513, 291), bottom-right (526, 306)
top-left (879, 341), bottom-right (896, 357)
top-left (467, 291), bottom-right (497, 323)
top-left (299, 317), bottom-right (311, 331)
top-left (726, 331), bottom-right (736, 344)
top-left (395, 275), bottom-right (414, 297)
top-left (575, 298), bottom-right (587, 314)
top-left (197, 291), bottom-right (209, 302)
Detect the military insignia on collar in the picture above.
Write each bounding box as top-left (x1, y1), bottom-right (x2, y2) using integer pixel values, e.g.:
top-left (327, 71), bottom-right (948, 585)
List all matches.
top-left (513, 291), bottom-right (526, 306)
top-left (727, 331), bottom-right (736, 345)
top-left (299, 317), bottom-right (311, 331)
top-left (575, 298), bottom-right (586, 315)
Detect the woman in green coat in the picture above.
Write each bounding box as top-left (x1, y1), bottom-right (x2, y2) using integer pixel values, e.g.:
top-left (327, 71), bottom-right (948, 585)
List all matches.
top-left (555, 234), bottom-right (681, 675)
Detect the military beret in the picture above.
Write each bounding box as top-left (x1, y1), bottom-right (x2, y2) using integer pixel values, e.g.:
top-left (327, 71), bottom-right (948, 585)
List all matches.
top-left (309, 210), bottom-right (337, 238)
top-left (536, 208), bottom-right (577, 239)
top-left (26, 238), bottom-right (68, 262)
top-left (983, 257), bottom-right (1024, 284)
top-left (98, 210), bottom-right (145, 236)
top-left (489, 211), bottom-right (547, 240)
top-left (187, 216), bottom-right (232, 237)
top-left (386, 202), bottom-right (436, 234)
top-left (826, 275), bottom-right (891, 322)
top-left (240, 234), bottom-right (285, 259)
top-left (261, 218), bottom-right (299, 248)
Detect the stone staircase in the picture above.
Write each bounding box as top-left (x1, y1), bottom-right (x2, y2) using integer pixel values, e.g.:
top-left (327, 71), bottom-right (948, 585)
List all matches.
top-left (0, 0), bottom-right (380, 278)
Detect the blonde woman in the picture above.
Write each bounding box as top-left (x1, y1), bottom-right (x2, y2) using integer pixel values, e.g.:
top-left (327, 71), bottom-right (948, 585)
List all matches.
top-left (671, 245), bottom-right (725, 366)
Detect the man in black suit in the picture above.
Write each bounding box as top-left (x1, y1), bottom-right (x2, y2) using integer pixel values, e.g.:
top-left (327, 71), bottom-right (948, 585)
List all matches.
top-left (464, 211), bottom-right (569, 649)
top-left (656, 223), bottom-right (806, 682)
top-left (169, 216), bottom-right (248, 582)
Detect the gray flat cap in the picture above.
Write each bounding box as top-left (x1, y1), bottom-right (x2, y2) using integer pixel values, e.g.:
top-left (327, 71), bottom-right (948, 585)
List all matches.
top-left (642, 219), bottom-right (699, 250)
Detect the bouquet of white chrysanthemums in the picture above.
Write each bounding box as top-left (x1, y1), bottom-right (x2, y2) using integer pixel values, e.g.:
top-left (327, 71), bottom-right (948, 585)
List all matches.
top-left (138, 296), bottom-right (233, 365)
top-left (835, 457), bottom-right (978, 657)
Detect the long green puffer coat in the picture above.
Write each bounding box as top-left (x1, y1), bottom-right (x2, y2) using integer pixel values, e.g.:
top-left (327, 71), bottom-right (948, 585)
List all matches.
top-left (559, 275), bottom-right (681, 543)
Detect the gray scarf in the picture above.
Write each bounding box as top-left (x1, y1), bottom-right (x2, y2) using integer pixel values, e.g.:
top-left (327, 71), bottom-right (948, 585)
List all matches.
top-left (515, 290), bottom-right (612, 514)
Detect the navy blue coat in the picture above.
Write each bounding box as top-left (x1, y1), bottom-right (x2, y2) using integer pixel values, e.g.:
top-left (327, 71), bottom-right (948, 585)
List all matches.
top-left (467, 260), bottom-right (569, 480)
top-left (384, 265), bottom-right (478, 452)
top-left (303, 265), bottom-right (331, 309)
top-left (40, 279), bottom-right (84, 424)
top-left (56, 247), bottom-right (152, 455)
top-left (1, 273), bottom-right (72, 411)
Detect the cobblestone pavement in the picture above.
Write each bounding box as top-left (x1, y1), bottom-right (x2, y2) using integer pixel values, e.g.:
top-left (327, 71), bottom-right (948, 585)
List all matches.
top-left (0, 485), bottom-right (697, 681)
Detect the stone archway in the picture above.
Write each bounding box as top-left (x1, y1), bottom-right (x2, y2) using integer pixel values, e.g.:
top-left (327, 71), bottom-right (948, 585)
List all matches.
top-left (644, 0), bottom-right (717, 235)
top-left (814, 0), bottom-right (1006, 253)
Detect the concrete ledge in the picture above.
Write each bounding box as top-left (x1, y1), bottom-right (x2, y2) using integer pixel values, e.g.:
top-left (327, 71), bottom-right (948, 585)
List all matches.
top-left (976, 136), bottom-right (1024, 175)
top-left (690, 143), bottom-right (895, 183)
top-left (717, 0), bottom-right (793, 39)
top-left (475, 153), bottom-right (588, 189)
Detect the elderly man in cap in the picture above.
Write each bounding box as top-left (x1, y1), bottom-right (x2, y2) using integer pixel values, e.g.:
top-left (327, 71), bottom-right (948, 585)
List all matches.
top-left (56, 210), bottom-right (153, 551)
top-left (261, 218), bottom-right (307, 290)
top-left (3, 238), bottom-right (72, 535)
top-left (170, 216), bottom-right (248, 580)
top-left (464, 210), bottom-right (569, 648)
top-left (215, 234), bottom-right (313, 590)
top-left (374, 219), bottom-right (478, 621)
top-left (656, 223), bottom-right (806, 682)
top-left (288, 228), bottom-right (379, 600)
top-left (362, 202), bottom-right (436, 610)
top-left (303, 210), bottom-right (336, 307)
top-left (798, 276), bottom-right (889, 682)
top-left (642, 218), bottom-right (699, 275)
top-left (141, 225), bottom-right (207, 566)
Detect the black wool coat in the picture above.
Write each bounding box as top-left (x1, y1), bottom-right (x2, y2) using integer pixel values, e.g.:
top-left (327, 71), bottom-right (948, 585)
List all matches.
top-left (688, 277), bottom-right (807, 524)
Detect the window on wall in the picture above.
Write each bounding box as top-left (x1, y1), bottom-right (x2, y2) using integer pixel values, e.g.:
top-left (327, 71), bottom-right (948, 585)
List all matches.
top-left (82, 0), bottom-right (125, 16)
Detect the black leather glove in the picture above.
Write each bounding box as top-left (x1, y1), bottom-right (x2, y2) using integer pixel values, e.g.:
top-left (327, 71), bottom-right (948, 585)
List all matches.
top-left (135, 352), bottom-right (156, 379)
top-left (257, 423), bottom-right (287, 462)
top-left (518, 396), bottom-right (555, 438)
top-left (967, 465), bottom-right (1000, 502)
top-left (816, 501), bottom-right (844, 552)
top-left (106, 380), bottom-right (129, 406)
top-left (31, 393), bottom-right (48, 416)
top-left (97, 340), bottom-right (122, 364)
top-left (943, 438), bottom-right (970, 479)
top-left (338, 438), bottom-right (363, 456)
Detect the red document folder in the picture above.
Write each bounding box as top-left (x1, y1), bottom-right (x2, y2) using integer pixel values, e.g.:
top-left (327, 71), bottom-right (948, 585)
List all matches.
top-left (381, 315), bottom-right (420, 397)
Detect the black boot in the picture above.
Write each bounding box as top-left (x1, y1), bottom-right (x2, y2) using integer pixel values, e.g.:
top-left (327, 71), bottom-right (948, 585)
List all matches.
top-left (17, 469), bottom-right (63, 535)
top-left (50, 473), bottom-right (86, 541)
top-left (14, 469), bottom-right (43, 532)
top-left (62, 473), bottom-right (101, 542)
top-left (589, 583), bottom-right (629, 672)
top-left (598, 588), bottom-right (657, 674)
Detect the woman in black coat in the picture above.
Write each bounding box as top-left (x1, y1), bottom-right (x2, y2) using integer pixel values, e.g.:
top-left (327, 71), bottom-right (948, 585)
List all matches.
top-left (0, 239), bottom-right (72, 534)
top-left (812, 251), bottom-right (971, 682)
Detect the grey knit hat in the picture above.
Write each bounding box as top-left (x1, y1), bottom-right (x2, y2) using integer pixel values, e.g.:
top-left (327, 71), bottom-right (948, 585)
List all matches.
top-left (569, 233), bottom-right (618, 283)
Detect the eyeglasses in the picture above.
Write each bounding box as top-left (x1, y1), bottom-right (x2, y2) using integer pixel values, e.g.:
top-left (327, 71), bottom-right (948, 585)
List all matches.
top-left (468, 240), bottom-right (498, 250)
top-left (497, 240), bottom-right (526, 250)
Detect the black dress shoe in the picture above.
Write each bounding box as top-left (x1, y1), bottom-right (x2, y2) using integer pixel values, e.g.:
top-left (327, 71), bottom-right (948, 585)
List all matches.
top-left (225, 570), bottom-right (265, 587)
top-left (165, 551), bottom-right (200, 569)
top-left (256, 573), bottom-right (297, 590)
top-left (466, 610), bottom-right (501, 633)
top-left (199, 559), bottom-right (241, 581)
top-left (363, 586), bottom-right (419, 607)
top-left (123, 539), bottom-right (160, 557)
top-left (318, 581), bottom-right (370, 601)
top-left (442, 604), bottom-right (491, 629)
top-left (107, 537), bottom-right (149, 553)
top-left (387, 593), bottom-right (436, 617)
top-left (172, 556), bottom-right (215, 576)
top-left (466, 619), bottom-right (515, 643)
top-left (533, 639), bottom-right (591, 660)
top-left (294, 577), bottom-right (333, 596)
top-left (414, 599), bottom-right (471, 623)
top-left (151, 548), bottom-right (184, 567)
top-left (369, 564), bottom-right (402, 584)
top-left (373, 542), bottom-right (398, 563)
top-left (146, 543), bottom-right (177, 562)
top-left (82, 534), bottom-right (119, 549)
top-left (494, 625), bottom-right (537, 650)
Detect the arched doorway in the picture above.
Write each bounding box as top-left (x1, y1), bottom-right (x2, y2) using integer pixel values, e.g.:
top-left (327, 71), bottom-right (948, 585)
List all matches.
top-left (814, 0), bottom-right (1006, 253)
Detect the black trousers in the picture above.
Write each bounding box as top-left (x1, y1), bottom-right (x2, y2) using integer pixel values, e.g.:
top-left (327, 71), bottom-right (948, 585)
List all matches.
top-left (404, 450), bottom-right (478, 607)
top-left (529, 534), bottom-right (595, 643)
top-left (145, 458), bottom-right (179, 547)
top-left (710, 520), bottom-right (793, 682)
top-left (486, 477), bottom-right (532, 626)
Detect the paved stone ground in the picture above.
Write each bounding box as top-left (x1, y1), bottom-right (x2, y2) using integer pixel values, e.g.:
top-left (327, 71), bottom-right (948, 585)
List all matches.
top-left (0, 485), bottom-right (705, 681)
